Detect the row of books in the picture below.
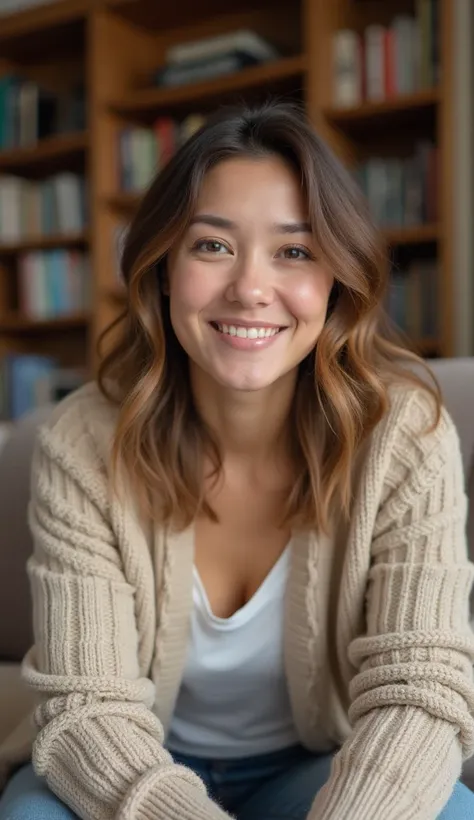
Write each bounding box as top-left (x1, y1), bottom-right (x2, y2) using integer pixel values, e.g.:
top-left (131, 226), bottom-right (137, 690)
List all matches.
top-left (18, 250), bottom-right (90, 319)
top-left (354, 142), bottom-right (437, 228)
top-left (118, 114), bottom-right (206, 192)
top-left (0, 75), bottom-right (86, 150)
top-left (153, 29), bottom-right (278, 88)
top-left (0, 355), bottom-right (83, 421)
top-left (0, 173), bottom-right (87, 242)
top-left (386, 259), bottom-right (438, 339)
top-left (333, 0), bottom-right (439, 107)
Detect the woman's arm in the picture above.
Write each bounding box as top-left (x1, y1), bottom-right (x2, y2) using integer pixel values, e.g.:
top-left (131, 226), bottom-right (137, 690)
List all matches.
top-left (23, 416), bottom-right (231, 820)
top-left (309, 396), bottom-right (474, 819)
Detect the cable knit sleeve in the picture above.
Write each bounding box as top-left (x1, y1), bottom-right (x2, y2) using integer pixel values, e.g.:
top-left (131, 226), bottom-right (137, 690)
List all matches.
top-left (309, 392), bottom-right (474, 820)
top-left (23, 399), bottom-right (231, 820)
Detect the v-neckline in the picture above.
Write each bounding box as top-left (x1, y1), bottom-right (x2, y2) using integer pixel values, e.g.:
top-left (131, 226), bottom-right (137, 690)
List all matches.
top-left (192, 541), bottom-right (292, 628)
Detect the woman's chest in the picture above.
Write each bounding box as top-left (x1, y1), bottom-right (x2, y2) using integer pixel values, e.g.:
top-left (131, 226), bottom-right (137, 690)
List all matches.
top-left (194, 483), bottom-right (291, 619)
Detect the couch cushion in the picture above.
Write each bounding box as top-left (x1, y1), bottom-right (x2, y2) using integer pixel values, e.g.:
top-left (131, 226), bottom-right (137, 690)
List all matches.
top-left (0, 406), bottom-right (52, 662)
top-left (0, 664), bottom-right (35, 747)
top-left (468, 461), bottom-right (474, 564)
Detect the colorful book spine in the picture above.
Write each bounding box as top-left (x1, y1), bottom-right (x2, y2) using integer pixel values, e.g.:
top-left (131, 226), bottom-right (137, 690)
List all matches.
top-left (117, 115), bottom-right (205, 191)
top-left (18, 250), bottom-right (91, 318)
top-left (0, 173), bottom-right (86, 242)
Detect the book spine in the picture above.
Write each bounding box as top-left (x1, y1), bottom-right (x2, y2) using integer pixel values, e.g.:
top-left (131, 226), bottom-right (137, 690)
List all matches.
top-left (332, 30), bottom-right (362, 107)
top-left (365, 25), bottom-right (385, 101)
top-left (383, 28), bottom-right (396, 97)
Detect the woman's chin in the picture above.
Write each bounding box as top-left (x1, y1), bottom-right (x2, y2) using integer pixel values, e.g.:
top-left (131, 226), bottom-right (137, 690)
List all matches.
top-left (203, 362), bottom-right (288, 393)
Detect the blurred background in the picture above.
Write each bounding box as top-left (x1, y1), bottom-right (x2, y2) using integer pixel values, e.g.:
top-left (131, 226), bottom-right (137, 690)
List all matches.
top-left (0, 0), bottom-right (472, 434)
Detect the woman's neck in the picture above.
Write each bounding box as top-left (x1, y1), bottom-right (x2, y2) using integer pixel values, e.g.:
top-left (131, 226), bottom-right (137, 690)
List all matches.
top-left (190, 364), bottom-right (297, 467)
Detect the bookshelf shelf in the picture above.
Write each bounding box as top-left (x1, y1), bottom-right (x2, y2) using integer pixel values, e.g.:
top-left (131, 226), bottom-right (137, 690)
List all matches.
top-left (0, 312), bottom-right (90, 334)
top-left (0, 132), bottom-right (88, 174)
top-left (0, 0), bottom-right (88, 61)
top-left (109, 55), bottom-right (307, 118)
top-left (414, 338), bottom-right (442, 356)
top-left (107, 192), bottom-right (140, 212)
top-left (324, 89), bottom-right (439, 130)
top-left (384, 224), bottom-right (440, 246)
top-left (0, 232), bottom-right (89, 256)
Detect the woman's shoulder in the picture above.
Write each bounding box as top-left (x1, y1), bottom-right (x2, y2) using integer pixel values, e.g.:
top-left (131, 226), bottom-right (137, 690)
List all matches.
top-left (369, 378), bottom-right (462, 483)
top-left (36, 380), bottom-right (119, 466)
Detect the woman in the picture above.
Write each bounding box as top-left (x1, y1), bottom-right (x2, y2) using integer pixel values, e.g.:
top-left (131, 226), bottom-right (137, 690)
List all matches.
top-left (0, 101), bottom-right (473, 820)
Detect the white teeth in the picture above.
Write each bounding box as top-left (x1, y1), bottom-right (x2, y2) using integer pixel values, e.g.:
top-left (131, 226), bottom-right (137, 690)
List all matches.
top-left (216, 323), bottom-right (280, 339)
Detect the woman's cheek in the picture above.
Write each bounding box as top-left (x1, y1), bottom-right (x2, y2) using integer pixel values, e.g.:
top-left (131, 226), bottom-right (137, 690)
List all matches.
top-left (170, 262), bottom-right (217, 312)
top-left (282, 273), bottom-right (333, 322)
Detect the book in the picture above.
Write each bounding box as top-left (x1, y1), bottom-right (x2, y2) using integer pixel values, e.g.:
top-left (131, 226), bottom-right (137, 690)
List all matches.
top-left (165, 30), bottom-right (278, 66)
top-left (393, 16), bottom-right (418, 95)
top-left (365, 25), bottom-right (385, 101)
top-left (332, 30), bottom-right (362, 108)
top-left (154, 51), bottom-right (264, 87)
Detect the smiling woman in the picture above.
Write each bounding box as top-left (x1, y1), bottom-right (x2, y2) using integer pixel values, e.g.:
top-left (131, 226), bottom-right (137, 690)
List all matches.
top-left (97, 102), bottom-right (428, 532)
top-left (1, 102), bottom-right (474, 820)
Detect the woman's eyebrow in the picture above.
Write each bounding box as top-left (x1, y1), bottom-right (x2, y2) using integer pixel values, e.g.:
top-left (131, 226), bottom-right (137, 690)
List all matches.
top-left (188, 215), bottom-right (313, 234)
top-left (273, 221), bottom-right (312, 234)
top-left (189, 214), bottom-right (236, 229)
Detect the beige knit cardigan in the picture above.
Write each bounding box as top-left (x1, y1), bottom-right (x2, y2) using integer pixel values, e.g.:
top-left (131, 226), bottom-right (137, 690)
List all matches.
top-left (1, 381), bottom-right (474, 820)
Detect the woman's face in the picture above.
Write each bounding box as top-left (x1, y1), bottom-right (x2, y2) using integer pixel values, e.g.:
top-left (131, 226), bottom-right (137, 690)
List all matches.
top-left (167, 156), bottom-right (334, 392)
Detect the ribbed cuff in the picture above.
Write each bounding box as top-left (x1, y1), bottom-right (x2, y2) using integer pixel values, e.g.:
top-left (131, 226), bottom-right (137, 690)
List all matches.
top-left (117, 764), bottom-right (233, 820)
top-left (307, 706), bottom-right (463, 820)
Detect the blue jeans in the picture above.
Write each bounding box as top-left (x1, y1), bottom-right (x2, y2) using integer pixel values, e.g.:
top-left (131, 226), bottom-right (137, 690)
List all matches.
top-left (0, 746), bottom-right (473, 819)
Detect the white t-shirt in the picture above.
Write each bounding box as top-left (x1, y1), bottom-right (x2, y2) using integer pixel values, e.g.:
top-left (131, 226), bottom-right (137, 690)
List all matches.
top-left (167, 546), bottom-right (299, 758)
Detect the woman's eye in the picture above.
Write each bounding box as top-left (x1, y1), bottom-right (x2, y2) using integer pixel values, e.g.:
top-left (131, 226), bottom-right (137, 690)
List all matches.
top-left (195, 240), bottom-right (229, 254)
top-left (280, 246), bottom-right (312, 261)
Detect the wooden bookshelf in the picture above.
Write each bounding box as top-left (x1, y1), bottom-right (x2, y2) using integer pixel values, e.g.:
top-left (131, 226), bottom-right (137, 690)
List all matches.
top-left (0, 0), bottom-right (461, 409)
top-left (0, 231), bottom-right (89, 255)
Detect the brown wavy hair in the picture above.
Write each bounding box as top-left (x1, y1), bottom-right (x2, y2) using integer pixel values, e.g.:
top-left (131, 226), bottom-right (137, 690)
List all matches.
top-left (98, 101), bottom-right (440, 533)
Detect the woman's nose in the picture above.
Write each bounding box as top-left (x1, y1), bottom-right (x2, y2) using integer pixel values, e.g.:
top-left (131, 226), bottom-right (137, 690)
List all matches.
top-left (224, 256), bottom-right (274, 308)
